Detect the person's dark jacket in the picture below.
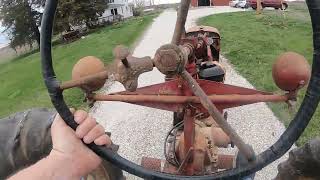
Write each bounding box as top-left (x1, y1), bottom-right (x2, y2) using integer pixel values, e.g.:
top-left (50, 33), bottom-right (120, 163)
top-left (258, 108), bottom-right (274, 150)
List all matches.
top-left (275, 138), bottom-right (320, 180)
top-left (0, 108), bottom-right (56, 179)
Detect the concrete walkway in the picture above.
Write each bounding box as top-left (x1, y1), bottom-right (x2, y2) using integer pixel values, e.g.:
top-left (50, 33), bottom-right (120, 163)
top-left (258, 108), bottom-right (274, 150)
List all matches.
top-left (92, 7), bottom-right (290, 180)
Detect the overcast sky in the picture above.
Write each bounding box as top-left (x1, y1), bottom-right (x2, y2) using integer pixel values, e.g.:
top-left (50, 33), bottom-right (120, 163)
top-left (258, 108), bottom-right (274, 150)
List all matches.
top-left (0, 22), bottom-right (8, 48)
top-left (153, 0), bottom-right (181, 4)
top-left (129, 0), bottom-right (180, 4)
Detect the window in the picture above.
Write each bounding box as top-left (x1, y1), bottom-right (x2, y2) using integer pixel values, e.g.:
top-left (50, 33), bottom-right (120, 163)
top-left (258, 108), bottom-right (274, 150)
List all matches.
top-left (107, 0), bottom-right (114, 3)
top-left (111, 8), bottom-right (118, 15)
top-left (121, 7), bottom-right (123, 14)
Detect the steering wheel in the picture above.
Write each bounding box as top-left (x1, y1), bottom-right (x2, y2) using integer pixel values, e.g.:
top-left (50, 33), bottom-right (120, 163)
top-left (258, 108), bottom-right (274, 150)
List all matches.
top-left (40, 0), bottom-right (320, 179)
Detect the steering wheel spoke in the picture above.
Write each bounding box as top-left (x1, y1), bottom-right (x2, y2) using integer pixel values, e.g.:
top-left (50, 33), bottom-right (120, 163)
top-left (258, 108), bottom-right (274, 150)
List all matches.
top-left (180, 70), bottom-right (256, 161)
top-left (60, 70), bottom-right (109, 91)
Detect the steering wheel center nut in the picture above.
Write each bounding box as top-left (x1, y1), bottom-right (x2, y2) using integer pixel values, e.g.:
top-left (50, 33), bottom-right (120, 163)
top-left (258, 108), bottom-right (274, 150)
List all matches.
top-left (154, 44), bottom-right (187, 76)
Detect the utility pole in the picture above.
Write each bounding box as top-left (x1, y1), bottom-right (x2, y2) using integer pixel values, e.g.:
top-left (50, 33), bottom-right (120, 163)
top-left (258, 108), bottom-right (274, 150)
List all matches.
top-left (256, 0), bottom-right (262, 15)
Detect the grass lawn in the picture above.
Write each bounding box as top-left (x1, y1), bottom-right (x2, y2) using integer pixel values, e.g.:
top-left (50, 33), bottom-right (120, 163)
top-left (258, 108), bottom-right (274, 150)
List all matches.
top-left (199, 2), bottom-right (318, 145)
top-left (0, 14), bottom-right (158, 118)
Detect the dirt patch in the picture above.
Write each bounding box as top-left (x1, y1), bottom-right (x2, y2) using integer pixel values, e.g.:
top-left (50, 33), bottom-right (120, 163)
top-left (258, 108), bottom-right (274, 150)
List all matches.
top-left (0, 45), bottom-right (34, 64)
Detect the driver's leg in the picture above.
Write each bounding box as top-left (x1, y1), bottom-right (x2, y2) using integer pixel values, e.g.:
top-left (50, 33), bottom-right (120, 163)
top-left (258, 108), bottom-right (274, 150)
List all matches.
top-left (275, 138), bottom-right (320, 180)
top-left (0, 108), bottom-right (55, 179)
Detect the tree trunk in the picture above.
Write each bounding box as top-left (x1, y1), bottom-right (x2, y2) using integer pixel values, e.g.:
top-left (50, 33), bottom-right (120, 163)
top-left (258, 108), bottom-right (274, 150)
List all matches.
top-left (256, 0), bottom-right (262, 15)
top-left (25, 2), bottom-right (40, 47)
top-left (32, 24), bottom-right (41, 47)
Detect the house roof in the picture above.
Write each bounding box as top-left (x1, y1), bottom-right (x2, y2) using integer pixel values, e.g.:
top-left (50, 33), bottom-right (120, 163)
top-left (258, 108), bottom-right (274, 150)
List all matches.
top-left (108, 4), bottom-right (125, 8)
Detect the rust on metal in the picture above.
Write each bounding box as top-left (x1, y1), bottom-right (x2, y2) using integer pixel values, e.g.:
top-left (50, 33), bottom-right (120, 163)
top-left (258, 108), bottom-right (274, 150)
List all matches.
top-left (217, 154), bottom-right (235, 170)
top-left (113, 45), bottom-right (130, 61)
top-left (141, 157), bottom-right (162, 172)
top-left (114, 45), bottom-right (131, 68)
top-left (183, 109), bottom-right (195, 175)
top-left (57, 17), bottom-right (307, 176)
top-left (176, 117), bottom-right (234, 175)
top-left (60, 71), bottom-right (108, 90)
top-left (171, 0), bottom-right (192, 45)
top-left (272, 52), bottom-right (311, 91)
top-left (49, 0), bottom-right (311, 174)
top-left (91, 92), bottom-right (289, 113)
top-left (61, 55), bottom-right (108, 91)
top-left (181, 70), bottom-right (255, 162)
top-left (207, 44), bottom-right (214, 61)
top-left (163, 161), bottom-right (178, 174)
top-left (211, 127), bottom-right (231, 148)
top-left (186, 26), bottom-right (220, 37)
top-left (92, 94), bottom-right (289, 106)
top-left (177, 147), bottom-right (194, 175)
top-left (182, 43), bottom-right (195, 58)
top-left (112, 46), bottom-right (154, 92)
top-left (140, 157), bottom-right (180, 174)
top-left (193, 149), bottom-right (206, 175)
top-left (118, 79), bottom-right (272, 96)
top-left (153, 44), bottom-right (187, 76)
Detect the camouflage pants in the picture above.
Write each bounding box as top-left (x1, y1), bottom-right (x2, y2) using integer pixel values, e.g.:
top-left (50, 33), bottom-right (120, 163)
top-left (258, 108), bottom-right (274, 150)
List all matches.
top-left (0, 108), bottom-right (55, 179)
top-left (275, 138), bottom-right (320, 180)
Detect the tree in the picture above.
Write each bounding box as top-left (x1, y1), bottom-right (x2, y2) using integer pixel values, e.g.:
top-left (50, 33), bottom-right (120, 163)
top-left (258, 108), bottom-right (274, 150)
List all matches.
top-left (0, 0), bottom-right (42, 49)
top-left (54, 0), bottom-right (74, 33)
top-left (132, 0), bottom-right (144, 16)
top-left (55, 0), bottom-right (108, 32)
top-left (72, 0), bottom-right (108, 29)
top-left (0, 0), bottom-right (108, 49)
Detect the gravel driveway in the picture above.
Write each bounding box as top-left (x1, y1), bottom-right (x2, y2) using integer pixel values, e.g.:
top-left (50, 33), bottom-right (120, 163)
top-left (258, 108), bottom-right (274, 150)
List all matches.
top-left (92, 7), bottom-right (290, 180)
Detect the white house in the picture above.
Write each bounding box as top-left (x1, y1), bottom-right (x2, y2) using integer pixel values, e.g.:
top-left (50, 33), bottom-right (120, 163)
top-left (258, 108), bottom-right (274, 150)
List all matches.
top-left (69, 0), bottom-right (134, 32)
top-left (102, 0), bottom-right (133, 19)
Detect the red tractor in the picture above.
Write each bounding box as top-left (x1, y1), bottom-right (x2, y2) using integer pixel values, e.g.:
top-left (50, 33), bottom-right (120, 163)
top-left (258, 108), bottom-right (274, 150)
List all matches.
top-left (40, 0), bottom-right (319, 179)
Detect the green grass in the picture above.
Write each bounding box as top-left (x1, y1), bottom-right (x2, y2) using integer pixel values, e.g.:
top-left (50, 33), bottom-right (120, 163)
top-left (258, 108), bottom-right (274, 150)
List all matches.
top-left (0, 14), bottom-right (158, 118)
top-left (199, 2), bottom-right (318, 145)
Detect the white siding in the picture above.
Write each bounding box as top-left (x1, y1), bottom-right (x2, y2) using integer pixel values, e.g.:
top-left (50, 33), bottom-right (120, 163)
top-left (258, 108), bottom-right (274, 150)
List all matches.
top-left (102, 0), bottom-right (133, 19)
top-left (107, 0), bottom-right (130, 5)
top-left (121, 5), bottom-right (133, 18)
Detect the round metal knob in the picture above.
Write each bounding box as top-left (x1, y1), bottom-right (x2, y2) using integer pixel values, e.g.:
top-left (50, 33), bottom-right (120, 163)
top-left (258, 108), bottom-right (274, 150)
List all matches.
top-left (154, 44), bottom-right (187, 76)
top-left (272, 52), bottom-right (311, 91)
top-left (72, 56), bottom-right (106, 92)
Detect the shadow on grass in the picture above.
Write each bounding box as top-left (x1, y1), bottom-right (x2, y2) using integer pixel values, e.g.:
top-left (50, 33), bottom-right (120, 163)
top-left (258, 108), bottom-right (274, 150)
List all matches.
top-left (10, 48), bottom-right (39, 62)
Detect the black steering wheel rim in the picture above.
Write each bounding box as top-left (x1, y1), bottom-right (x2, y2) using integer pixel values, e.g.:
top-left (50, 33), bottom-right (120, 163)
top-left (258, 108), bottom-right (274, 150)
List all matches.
top-left (40, 0), bottom-right (320, 179)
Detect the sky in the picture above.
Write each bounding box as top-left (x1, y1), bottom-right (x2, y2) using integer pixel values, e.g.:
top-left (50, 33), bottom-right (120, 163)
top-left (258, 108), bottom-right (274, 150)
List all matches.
top-left (153, 0), bottom-right (180, 4)
top-left (0, 23), bottom-right (8, 49)
top-left (129, 0), bottom-right (180, 5)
